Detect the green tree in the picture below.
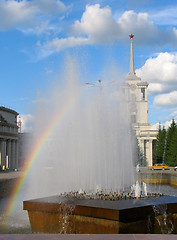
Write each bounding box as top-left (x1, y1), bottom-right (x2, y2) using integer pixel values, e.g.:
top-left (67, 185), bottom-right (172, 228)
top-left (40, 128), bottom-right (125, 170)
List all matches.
top-left (165, 119), bottom-right (177, 166)
top-left (152, 139), bottom-right (157, 164)
top-left (156, 124), bottom-right (166, 163)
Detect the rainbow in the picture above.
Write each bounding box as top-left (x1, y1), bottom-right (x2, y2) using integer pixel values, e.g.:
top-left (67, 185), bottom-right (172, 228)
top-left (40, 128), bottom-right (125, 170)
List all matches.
top-left (4, 96), bottom-right (77, 224)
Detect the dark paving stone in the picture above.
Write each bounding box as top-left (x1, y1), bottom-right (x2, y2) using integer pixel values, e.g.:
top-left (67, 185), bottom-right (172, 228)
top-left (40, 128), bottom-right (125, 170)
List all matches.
top-left (134, 234), bottom-right (177, 240)
top-left (0, 234), bottom-right (177, 240)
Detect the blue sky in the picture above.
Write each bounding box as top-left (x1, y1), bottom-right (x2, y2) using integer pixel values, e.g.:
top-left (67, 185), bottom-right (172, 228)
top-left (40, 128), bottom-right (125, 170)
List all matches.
top-left (1, 0), bottom-right (177, 131)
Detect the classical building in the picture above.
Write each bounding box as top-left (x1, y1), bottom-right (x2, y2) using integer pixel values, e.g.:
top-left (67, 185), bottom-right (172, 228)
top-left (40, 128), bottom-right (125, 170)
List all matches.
top-left (0, 106), bottom-right (19, 170)
top-left (124, 35), bottom-right (158, 166)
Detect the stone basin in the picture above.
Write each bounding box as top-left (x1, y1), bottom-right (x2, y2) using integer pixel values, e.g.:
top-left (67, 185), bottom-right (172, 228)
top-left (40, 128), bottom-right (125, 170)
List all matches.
top-left (23, 195), bottom-right (177, 234)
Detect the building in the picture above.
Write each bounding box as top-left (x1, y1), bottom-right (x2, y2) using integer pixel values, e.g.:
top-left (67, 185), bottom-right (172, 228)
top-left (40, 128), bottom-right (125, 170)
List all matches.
top-left (124, 35), bottom-right (158, 166)
top-left (0, 106), bottom-right (19, 170)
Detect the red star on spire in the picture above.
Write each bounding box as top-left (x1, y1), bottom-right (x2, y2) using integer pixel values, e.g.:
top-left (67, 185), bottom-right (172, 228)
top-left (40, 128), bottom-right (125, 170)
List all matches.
top-left (129, 34), bottom-right (134, 39)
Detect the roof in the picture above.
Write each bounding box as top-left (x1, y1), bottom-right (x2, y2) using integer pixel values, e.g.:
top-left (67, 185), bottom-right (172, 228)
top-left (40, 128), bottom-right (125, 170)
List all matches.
top-left (0, 106), bottom-right (19, 115)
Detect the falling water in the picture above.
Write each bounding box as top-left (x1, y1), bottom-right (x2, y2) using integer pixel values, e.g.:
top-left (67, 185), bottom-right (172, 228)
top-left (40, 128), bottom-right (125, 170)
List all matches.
top-left (153, 205), bottom-right (174, 234)
top-left (131, 181), bottom-right (148, 198)
top-left (24, 56), bottom-right (135, 200)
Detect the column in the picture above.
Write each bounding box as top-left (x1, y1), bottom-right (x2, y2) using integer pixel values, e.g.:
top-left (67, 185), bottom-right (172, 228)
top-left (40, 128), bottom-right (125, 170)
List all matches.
top-left (1, 140), bottom-right (6, 169)
top-left (0, 140), bottom-right (2, 168)
top-left (11, 140), bottom-right (16, 170)
top-left (143, 139), bottom-right (147, 166)
top-left (6, 140), bottom-right (12, 169)
top-left (145, 139), bottom-right (153, 167)
top-left (149, 139), bottom-right (153, 166)
top-left (139, 138), bottom-right (144, 165)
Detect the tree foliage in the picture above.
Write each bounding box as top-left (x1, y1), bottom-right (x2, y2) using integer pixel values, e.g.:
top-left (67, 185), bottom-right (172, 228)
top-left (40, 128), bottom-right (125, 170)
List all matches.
top-left (155, 125), bottom-right (166, 163)
top-left (155, 120), bottom-right (177, 166)
top-left (165, 119), bottom-right (177, 166)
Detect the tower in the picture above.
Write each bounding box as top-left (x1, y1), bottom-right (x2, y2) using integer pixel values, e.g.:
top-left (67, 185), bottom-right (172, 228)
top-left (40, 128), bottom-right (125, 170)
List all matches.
top-left (126, 34), bottom-right (149, 126)
top-left (125, 34), bottom-right (158, 166)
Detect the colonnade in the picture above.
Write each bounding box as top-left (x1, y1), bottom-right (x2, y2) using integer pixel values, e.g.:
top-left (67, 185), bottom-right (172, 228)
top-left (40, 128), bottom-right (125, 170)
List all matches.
top-left (138, 136), bottom-right (157, 167)
top-left (0, 138), bottom-right (18, 170)
top-left (143, 139), bottom-right (153, 166)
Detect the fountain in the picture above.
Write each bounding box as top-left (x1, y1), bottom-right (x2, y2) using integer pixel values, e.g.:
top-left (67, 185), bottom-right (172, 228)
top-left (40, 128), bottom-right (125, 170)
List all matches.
top-left (23, 56), bottom-right (135, 198)
top-left (22, 56), bottom-right (177, 234)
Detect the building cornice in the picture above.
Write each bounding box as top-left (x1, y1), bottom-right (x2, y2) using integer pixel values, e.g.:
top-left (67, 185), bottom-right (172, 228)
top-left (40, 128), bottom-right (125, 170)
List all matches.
top-left (137, 82), bottom-right (149, 87)
top-left (0, 106), bottom-right (19, 115)
top-left (0, 132), bottom-right (18, 138)
top-left (0, 122), bottom-right (18, 128)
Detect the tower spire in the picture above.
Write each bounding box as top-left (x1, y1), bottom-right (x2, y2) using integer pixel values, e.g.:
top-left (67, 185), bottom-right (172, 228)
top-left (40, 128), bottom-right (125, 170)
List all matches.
top-left (129, 34), bottom-right (135, 75)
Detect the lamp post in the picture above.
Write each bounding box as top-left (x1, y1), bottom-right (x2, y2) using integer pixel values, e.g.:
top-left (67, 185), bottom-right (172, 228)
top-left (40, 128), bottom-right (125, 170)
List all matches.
top-left (85, 79), bottom-right (103, 90)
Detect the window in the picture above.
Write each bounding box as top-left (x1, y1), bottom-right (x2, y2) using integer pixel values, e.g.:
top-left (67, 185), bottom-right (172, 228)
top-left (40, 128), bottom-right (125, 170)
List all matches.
top-left (141, 88), bottom-right (145, 100)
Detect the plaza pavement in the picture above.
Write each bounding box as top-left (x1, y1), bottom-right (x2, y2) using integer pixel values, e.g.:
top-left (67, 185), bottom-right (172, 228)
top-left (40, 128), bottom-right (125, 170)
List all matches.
top-left (0, 169), bottom-right (177, 238)
top-left (0, 170), bottom-right (23, 180)
top-left (0, 234), bottom-right (176, 240)
top-left (0, 167), bottom-right (176, 182)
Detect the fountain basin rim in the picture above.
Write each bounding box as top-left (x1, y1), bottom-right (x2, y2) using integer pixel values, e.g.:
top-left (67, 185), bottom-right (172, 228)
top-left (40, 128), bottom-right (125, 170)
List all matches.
top-left (23, 195), bottom-right (177, 222)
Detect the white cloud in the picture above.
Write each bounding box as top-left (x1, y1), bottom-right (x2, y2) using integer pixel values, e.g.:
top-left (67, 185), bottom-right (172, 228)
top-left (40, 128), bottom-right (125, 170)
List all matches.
top-left (36, 5), bottom-right (161, 57)
top-left (18, 114), bottom-right (34, 132)
top-left (38, 4), bottom-right (177, 57)
top-left (151, 121), bottom-right (170, 130)
top-left (152, 117), bottom-right (177, 130)
top-left (151, 122), bottom-right (160, 130)
top-left (149, 6), bottom-right (177, 26)
top-left (46, 37), bottom-right (89, 51)
top-left (33, 0), bottom-right (66, 14)
top-left (71, 6), bottom-right (159, 44)
top-left (71, 4), bottom-right (119, 43)
top-left (136, 52), bottom-right (177, 96)
top-left (19, 20), bottom-right (53, 35)
top-left (151, 107), bottom-right (177, 130)
top-left (0, 0), bottom-right (67, 33)
top-left (154, 91), bottom-right (177, 106)
top-left (1, 2), bottom-right (176, 56)
top-left (148, 83), bottom-right (164, 93)
top-left (71, 5), bottom-right (177, 45)
top-left (169, 110), bottom-right (177, 120)
top-left (136, 51), bottom-right (177, 110)
top-left (38, 37), bottom-right (89, 58)
top-left (117, 10), bottom-right (158, 43)
top-left (0, 0), bottom-right (36, 30)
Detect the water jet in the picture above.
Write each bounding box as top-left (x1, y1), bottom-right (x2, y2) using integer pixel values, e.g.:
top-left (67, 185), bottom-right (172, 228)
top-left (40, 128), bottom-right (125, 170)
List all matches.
top-left (21, 38), bottom-right (176, 234)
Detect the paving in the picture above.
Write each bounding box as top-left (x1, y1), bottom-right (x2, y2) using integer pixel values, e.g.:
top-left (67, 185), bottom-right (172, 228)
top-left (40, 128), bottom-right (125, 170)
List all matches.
top-left (0, 170), bottom-right (23, 180)
top-left (0, 167), bottom-right (176, 181)
top-left (0, 234), bottom-right (177, 240)
top-left (1, 169), bottom-right (177, 237)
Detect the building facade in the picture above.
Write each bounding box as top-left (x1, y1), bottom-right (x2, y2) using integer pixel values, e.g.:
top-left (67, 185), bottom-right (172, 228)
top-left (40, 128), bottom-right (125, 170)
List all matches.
top-left (0, 106), bottom-right (19, 170)
top-left (123, 35), bottom-right (158, 166)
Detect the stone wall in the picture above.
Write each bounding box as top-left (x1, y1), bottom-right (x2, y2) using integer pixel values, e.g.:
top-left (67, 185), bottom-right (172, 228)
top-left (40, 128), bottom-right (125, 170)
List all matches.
top-left (141, 172), bottom-right (177, 186)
